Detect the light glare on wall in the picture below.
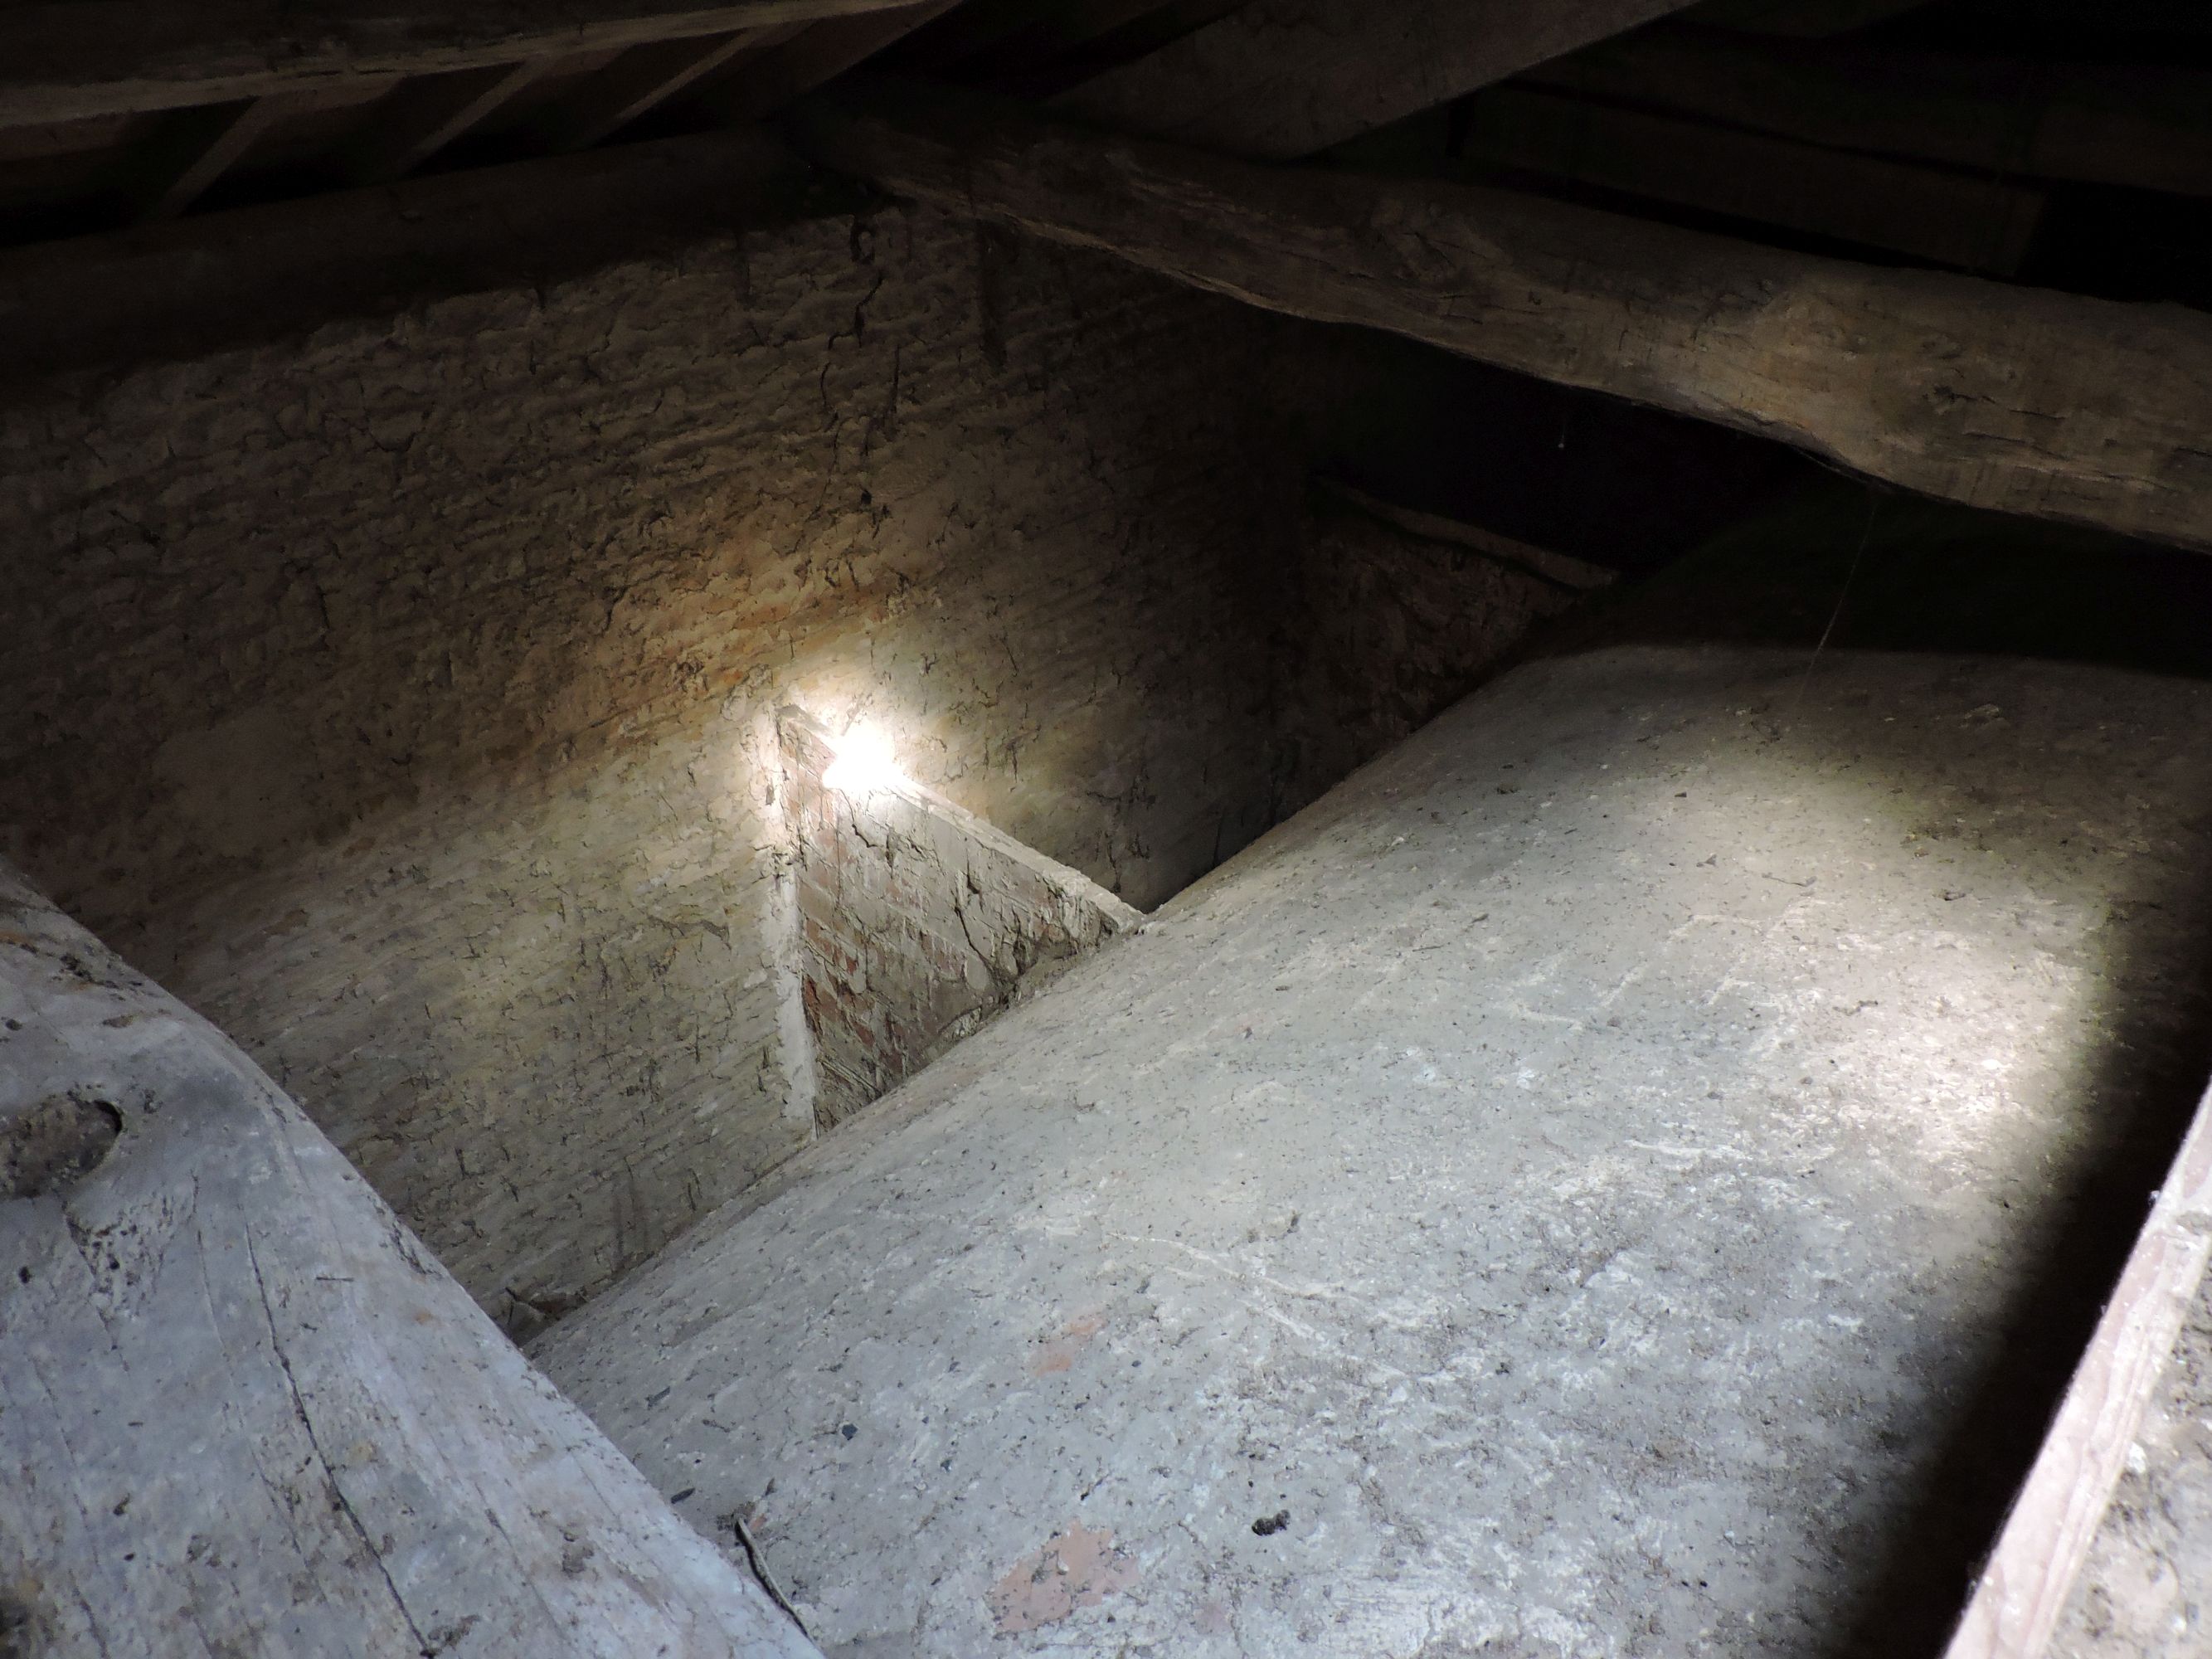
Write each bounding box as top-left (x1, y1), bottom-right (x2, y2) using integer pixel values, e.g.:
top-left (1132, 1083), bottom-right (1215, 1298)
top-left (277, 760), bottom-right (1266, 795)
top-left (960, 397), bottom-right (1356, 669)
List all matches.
top-left (823, 724), bottom-right (905, 795)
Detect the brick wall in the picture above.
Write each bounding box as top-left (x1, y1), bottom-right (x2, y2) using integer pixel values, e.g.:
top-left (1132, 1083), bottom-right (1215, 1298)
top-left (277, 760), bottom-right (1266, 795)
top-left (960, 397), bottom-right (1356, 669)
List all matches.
top-left (780, 708), bottom-right (1140, 1126)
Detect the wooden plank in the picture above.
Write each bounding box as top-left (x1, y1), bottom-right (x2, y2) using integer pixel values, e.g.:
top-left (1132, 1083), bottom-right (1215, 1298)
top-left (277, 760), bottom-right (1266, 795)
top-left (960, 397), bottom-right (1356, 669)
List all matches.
top-left (0, 860), bottom-right (822, 1657)
top-left (0, 0), bottom-right (915, 129)
top-left (542, 28), bottom-right (761, 150)
top-left (1529, 30), bottom-right (2212, 202)
top-left (0, 127), bottom-right (848, 380)
top-left (129, 93), bottom-right (296, 221)
top-left (790, 80), bottom-right (2212, 552)
top-left (688, 0), bottom-right (960, 124)
top-left (1429, 84), bottom-right (2046, 273)
top-left (1943, 1082), bottom-right (2212, 1659)
top-left (339, 61), bottom-right (552, 184)
top-left (1049, 0), bottom-right (1702, 160)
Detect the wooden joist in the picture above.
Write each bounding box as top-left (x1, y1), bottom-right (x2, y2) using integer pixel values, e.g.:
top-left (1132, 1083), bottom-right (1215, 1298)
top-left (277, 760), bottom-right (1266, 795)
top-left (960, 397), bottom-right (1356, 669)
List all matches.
top-left (1529, 29), bottom-right (2212, 202)
top-left (792, 81), bottom-right (2212, 552)
top-left (1943, 1081), bottom-right (2212, 1659)
top-left (1049, 0), bottom-right (1703, 159)
top-left (0, 0), bottom-right (915, 129)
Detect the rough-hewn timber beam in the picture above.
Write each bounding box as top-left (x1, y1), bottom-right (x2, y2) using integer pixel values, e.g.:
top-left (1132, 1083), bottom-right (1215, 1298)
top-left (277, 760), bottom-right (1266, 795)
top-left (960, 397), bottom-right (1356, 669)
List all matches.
top-left (791, 81), bottom-right (2212, 552)
top-left (0, 859), bottom-right (821, 1657)
top-left (0, 127), bottom-right (853, 380)
top-left (1049, 0), bottom-right (1702, 160)
top-left (0, 0), bottom-right (913, 129)
top-left (1943, 1076), bottom-right (2212, 1659)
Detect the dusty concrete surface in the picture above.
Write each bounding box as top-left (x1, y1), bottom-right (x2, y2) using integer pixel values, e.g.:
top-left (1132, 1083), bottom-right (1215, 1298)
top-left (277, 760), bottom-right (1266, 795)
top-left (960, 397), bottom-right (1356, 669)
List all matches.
top-left (535, 642), bottom-right (2212, 1657)
top-left (2053, 1281), bottom-right (2212, 1657)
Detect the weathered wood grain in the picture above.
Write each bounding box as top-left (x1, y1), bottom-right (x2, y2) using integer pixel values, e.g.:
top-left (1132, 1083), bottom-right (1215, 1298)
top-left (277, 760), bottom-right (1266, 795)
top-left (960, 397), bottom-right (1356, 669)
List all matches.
top-left (794, 81), bottom-right (2212, 552)
top-left (0, 859), bottom-right (820, 1657)
top-left (1943, 1082), bottom-right (2212, 1659)
top-left (1050, 0), bottom-right (1699, 159)
top-left (0, 0), bottom-right (912, 129)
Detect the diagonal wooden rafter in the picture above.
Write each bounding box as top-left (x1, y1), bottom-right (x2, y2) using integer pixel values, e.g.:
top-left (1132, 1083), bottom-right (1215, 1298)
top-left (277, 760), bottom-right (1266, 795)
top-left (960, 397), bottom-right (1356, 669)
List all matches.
top-left (540, 28), bottom-right (764, 150)
top-left (684, 0), bottom-right (959, 125)
top-left (1050, 0), bottom-right (1704, 160)
top-left (790, 80), bottom-right (2212, 552)
top-left (128, 90), bottom-right (316, 221)
top-left (0, 0), bottom-right (920, 129)
top-left (1528, 28), bottom-right (2212, 202)
top-left (339, 61), bottom-right (554, 185)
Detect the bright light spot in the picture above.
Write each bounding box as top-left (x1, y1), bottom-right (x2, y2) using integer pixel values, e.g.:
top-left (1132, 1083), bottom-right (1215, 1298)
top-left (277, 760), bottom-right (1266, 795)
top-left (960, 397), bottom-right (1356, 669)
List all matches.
top-left (823, 724), bottom-right (904, 795)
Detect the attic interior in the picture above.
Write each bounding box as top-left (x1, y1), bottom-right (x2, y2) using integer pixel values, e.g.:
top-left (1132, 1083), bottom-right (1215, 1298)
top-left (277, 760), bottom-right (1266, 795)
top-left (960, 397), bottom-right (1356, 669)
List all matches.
top-left (5, 1), bottom-right (2212, 1656)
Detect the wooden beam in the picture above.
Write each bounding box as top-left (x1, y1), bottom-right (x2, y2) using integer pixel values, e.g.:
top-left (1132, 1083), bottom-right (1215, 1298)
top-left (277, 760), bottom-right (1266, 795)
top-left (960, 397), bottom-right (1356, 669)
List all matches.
top-left (128, 92), bottom-right (296, 221)
top-left (1049, 0), bottom-right (1702, 160)
top-left (0, 861), bottom-right (820, 1657)
top-left (1943, 1081), bottom-right (2212, 1659)
top-left (542, 28), bottom-right (761, 150)
top-left (790, 80), bottom-right (2212, 552)
top-left (0, 128), bottom-right (852, 381)
top-left (0, 0), bottom-right (916, 129)
top-left (1428, 84), bottom-right (2046, 274)
top-left (687, 0), bottom-right (958, 124)
top-left (1529, 30), bottom-right (2212, 202)
top-left (339, 61), bottom-right (552, 184)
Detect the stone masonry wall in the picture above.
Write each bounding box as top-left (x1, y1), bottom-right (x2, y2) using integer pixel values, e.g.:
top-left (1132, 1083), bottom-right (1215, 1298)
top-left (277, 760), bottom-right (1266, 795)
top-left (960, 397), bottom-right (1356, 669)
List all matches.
top-left (0, 198), bottom-right (1292, 1327)
top-left (780, 708), bottom-right (1142, 1127)
top-left (1273, 486), bottom-right (1590, 812)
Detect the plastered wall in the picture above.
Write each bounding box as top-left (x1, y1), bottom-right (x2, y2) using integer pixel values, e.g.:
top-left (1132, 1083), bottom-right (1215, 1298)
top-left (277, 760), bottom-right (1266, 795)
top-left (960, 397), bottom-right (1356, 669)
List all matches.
top-left (0, 198), bottom-right (1292, 1326)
